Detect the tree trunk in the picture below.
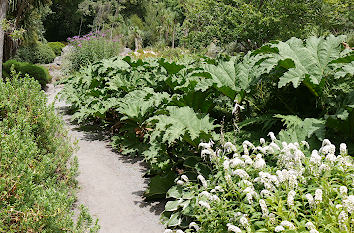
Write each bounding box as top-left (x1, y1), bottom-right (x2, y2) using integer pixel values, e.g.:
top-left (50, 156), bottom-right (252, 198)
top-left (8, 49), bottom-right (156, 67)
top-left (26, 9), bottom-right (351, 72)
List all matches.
top-left (172, 24), bottom-right (175, 48)
top-left (0, 0), bottom-right (7, 79)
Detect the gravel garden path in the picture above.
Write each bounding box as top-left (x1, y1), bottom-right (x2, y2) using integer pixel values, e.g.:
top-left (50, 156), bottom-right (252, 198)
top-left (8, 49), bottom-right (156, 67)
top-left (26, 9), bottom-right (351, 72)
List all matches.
top-left (45, 58), bottom-right (165, 233)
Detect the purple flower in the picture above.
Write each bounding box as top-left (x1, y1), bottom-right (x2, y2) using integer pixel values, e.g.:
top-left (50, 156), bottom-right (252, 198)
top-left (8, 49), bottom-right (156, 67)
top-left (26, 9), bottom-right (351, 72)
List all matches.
top-left (78, 44), bottom-right (82, 47)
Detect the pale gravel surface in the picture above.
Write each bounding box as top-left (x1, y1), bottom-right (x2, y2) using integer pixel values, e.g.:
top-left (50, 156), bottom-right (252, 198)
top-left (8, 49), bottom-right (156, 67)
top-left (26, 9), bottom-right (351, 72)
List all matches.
top-left (46, 83), bottom-right (165, 233)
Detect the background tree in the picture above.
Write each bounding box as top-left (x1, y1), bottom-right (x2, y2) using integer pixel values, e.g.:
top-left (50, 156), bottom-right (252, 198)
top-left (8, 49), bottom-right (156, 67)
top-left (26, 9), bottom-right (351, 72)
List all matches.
top-left (0, 0), bottom-right (52, 76)
top-left (0, 0), bottom-right (7, 78)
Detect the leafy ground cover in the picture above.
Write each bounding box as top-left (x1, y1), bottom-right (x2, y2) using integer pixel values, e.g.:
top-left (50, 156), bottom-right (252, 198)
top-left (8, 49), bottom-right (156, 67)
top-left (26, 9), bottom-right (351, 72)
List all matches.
top-left (59, 35), bottom-right (353, 232)
top-left (0, 73), bottom-right (99, 232)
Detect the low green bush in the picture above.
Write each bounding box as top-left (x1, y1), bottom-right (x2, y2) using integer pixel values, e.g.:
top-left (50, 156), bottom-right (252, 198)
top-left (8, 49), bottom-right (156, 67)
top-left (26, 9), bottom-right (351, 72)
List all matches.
top-left (2, 60), bottom-right (51, 89)
top-left (14, 42), bottom-right (56, 64)
top-left (0, 75), bottom-right (99, 232)
top-left (48, 42), bottom-right (65, 56)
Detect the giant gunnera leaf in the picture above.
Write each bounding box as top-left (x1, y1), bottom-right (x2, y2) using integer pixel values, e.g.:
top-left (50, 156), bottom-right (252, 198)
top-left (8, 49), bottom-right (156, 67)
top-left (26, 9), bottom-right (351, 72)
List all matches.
top-left (147, 106), bottom-right (219, 147)
top-left (259, 35), bottom-right (352, 89)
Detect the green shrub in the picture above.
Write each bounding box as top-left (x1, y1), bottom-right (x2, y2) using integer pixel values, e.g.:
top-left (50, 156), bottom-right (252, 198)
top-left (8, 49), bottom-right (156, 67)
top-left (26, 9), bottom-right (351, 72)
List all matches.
top-left (48, 42), bottom-right (65, 56)
top-left (0, 75), bottom-right (99, 232)
top-left (65, 33), bottom-right (121, 73)
top-left (2, 59), bottom-right (51, 89)
top-left (14, 42), bottom-right (56, 64)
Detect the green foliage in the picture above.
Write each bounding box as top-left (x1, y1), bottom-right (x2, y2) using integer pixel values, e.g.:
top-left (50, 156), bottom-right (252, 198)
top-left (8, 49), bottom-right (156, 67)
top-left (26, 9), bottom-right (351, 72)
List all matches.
top-left (60, 35), bottom-right (353, 204)
top-left (2, 59), bottom-right (51, 89)
top-left (148, 106), bottom-right (218, 147)
top-left (0, 74), bottom-right (99, 232)
top-left (14, 42), bottom-right (56, 64)
top-left (237, 35), bottom-right (353, 146)
top-left (275, 114), bottom-right (326, 143)
top-left (180, 0), bottom-right (353, 50)
top-left (47, 41), bottom-right (65, 56)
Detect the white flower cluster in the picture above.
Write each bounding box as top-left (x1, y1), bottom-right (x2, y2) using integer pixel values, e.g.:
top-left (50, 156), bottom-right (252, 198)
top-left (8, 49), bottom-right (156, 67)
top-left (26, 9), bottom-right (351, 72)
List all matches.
top-left (189, 138), bottom-right (353, 233)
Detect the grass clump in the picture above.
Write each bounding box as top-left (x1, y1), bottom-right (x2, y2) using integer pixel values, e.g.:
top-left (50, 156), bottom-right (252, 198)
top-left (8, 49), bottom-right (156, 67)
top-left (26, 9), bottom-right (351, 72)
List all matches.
top-left (0, 73), bottom-right (99, 232)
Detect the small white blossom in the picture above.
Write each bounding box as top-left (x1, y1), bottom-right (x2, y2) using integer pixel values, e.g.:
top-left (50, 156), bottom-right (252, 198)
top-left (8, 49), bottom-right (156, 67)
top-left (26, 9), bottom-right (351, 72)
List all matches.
top-left (242, 155), bottom-right (253, 165)
top-left (287, 190), bottom-right (296, 208)
top-left (269, 142), bottom-right (280, 151)
top-left (176, 180), bottom-right (184, 185)
top-left (189, 222), bottom-right (200, 231)
top-left (230, 158), bottom-right (245, 168)
top-left (240, 216), bottom-right (249, 227)
top-left (224, 159), bottom-right (230, 170)
top-left (301, 140), bottom-right (310, 149)
top-left (197, 175), bottom-right (208, 188)
top-left (314, 189), bottom-right (323, 204)
top-left (181, 175), bottom-right (189, 183)
top-left (336, 204), bottom-right (343, 209)
top-left (339, 186), bottom-right (348, 196)
top-left (305, 221), bottom-right (315, 230)
top-left (259, 199), bottom-right (269, 217)
top-left (199, 140), bottom-right (214, 149)
top-left (211, 194), bottom-right (220, 202)
top-left (234, 212), bottom-right (242, 217)
top-left (198, 200), bottom-right (211, 209)
top-left (310, 150), bottom-right (321, 165)
top-left (276, 170), bottom-right (286, 183)
top-left (254, 154), bottom-right (266, 170)
top-left (309, 230), bottom-right (319, 233)
top-left (269, 213), bottom-right (276, 225)
top-left (325, 153), bottom-right (336, 163)
top-left (199, 191), bottom-right (212, 199)
top-left (319, 163), bottom-right (330, 172)
top-left (232, 169), bottom-right (250, 179)
top-left (320, 144), bottom-right (335, 155)
top-left (343, 195), bottom-right (354, 214)
top-left (338, 210), bottom-right (348, 231)
top-left (306, 193), bottom-right (315, 208)
top-left (322, 139), bottom-right (331, 147)
top-left (280, 221), bottom-right (295, 229)
top-left (288, 170), bottom-right (298, 189)
top-left (261, 189), bottom-right (273, 198)
top-left (268, 132), bottom-right (277, 142)
top-left (246, 193), bottom-right (254, 204)
top-left (274, 225), bottom-right (285, 232)
top-left (201, 149), bottom-right (213, 160)
top-left (232, 102), bottom-right (245, 115)
top-left (226, 223), bottom-right (242, 233)
top-left (164, 230), bottom-right (173, 233)
top-left (224, 142), bottom-right (237, 152)
top-left (176, 230), bottom-right (184, 233)
top-left (340, 143), bottom-right (347, 155)
top-left (215, 186), bottom-right (224, 192)
top-left (260, 138), bottom-right (266, 145)
top-left (225, 175), bottom-right (232, 185)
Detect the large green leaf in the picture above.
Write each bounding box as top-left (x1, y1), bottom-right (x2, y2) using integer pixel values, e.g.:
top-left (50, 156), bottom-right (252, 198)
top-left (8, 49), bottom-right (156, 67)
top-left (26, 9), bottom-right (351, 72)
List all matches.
top-left (263, 35), bottom-right (348, 88)
top-left (275, 114), bottom-right (326, 142)
top-left (115, 88), bottom-right (171, 123)
top-left (144, 171), bottom-right (177, 200)
top-left (147, 106), bottom-right (219, 147)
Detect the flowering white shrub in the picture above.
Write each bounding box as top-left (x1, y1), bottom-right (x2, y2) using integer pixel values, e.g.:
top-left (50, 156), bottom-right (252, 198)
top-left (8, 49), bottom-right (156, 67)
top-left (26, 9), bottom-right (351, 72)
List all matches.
top-left (163, 135), bottom-right (353, 232)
